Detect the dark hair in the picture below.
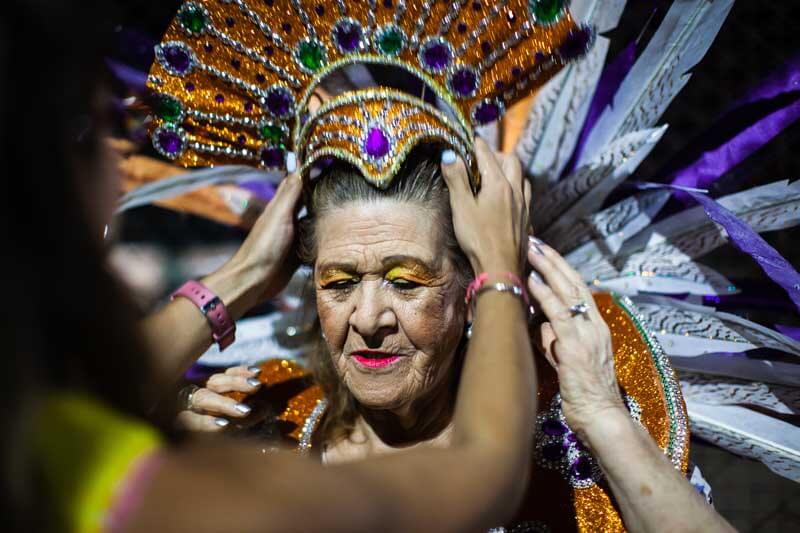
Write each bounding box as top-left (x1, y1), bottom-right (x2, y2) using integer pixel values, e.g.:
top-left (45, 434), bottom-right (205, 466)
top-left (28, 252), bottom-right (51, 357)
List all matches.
top-left (1, 1), bottom-right (155, 527)
top-left (298, 144), bottom-right (472, 443)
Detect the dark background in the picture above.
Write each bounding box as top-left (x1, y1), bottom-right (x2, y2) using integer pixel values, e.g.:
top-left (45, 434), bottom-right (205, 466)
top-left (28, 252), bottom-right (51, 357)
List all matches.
top-left (113, 1), bottom-right (800, 530)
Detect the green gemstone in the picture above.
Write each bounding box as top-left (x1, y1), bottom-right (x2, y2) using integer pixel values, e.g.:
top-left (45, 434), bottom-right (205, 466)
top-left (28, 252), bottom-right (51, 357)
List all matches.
top-left (529, 0), bottom-right (564, 24)
top-left (155, 96), bottom-right (183, 123)
top-left (260, 124), bottom-right (284, 144)
top-left (179, 6), bottom-right (207, 34)
top-left (298, 41), bottom-right (325, 71)
top-left (378, 30), bottom-right (404, 56)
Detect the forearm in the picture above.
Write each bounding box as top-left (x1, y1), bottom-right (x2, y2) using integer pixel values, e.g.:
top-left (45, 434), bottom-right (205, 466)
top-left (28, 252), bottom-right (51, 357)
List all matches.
top-left (586, 409), bottom-right (734, 533)
top-left (139, 257), bottom-right (265, 389)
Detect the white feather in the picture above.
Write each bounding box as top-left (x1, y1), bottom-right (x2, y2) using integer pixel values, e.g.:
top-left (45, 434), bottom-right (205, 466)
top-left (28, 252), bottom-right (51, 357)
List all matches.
top-left (578, 0), bottom-right (734, 165)
top-left (117, 165), bottom-right (284, 213)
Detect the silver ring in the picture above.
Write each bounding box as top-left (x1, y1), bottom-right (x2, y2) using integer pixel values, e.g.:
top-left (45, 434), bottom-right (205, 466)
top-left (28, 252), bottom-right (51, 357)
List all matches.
top-left (569, 302), bottom-right (590, 316)
top-left (178, 384), bottom-right (200, 411)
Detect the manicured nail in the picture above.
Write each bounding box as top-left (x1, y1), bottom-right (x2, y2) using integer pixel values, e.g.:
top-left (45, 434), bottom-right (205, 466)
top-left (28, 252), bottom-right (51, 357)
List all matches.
top-left (529, 236), bottom-right (545, 247)
top-left (214, 417), bottom-right (230, 427)
top-left (234, 403), bottom-right (251, 415)
top-left (529, 271), bottom-right (543, 284)
top-left (528, 236), bottom-right (544, 256)
top-left (247, 378), bottom-right (261, 387)
top-left (441, 149), bottom-right (457, 165)
top-left (247, 366), bottom-right (261, 375)
top-left (286, 151), bottom-right (297, 173)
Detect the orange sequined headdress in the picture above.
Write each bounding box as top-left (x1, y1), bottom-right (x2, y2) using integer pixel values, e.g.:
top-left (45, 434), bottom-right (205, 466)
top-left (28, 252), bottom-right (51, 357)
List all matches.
top-left (146, 0), bottom-right (593, 188)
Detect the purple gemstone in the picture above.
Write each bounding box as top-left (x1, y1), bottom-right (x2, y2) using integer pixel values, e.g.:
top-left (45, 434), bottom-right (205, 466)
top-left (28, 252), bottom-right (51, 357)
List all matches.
top-left (237, 134), bottom-right (247, 144)
top-left (383, 0), bottom-right (393, 7)
top-left (231, 58), bottom-right (241, 69)
top-left (204, 42), bottom-right (213, 53)
top-left (185, 82), bottom-right (195, 91)
top-left (570, 456), bottom-right (594, 481)
top-left (163, 45), bottom-right (191, 73)
top-left (244, 101), bottom-right (254, 112)
top-left (261, 146), bottom-right (285, 168)
top-left (474, 101), bottom-right (500, 124)
top-left (535, 52), bottom-right (546, 63)
top-left (511, 66), bottom-right (521, 77)
top-left (225, 16), bottom-right (235, 27)
top-left (334, 22), bottom-right (362, 52)
top-left (457, 22), bottom-right (467, 33)
top-left (481, 41), bottom-right (491, 56)
top-left (315, 4), bottom-right (325, 16)
top-left (472, 1), bottom-right (481, 11)
top-left (450, 68), bottom-right (478, 96)
top-left (214, 94), bottom-right (225, 104)
top-left (559, 26), bottom-right (593, 61)
top-left (157, 130), bottom-right (183, 155)
top-left (256, 73), bottom-right (266, 83)
top-left (542, 442), bottom-right (568, 461)
top-left (542, 418), bottom-right (568, 437)
top-left (264, 46), bottom-right (274, 56)
top-left (422, 41), bottom-right (451, 71)
top-left (265, 0), bottom-right (273, 5)
top-left (282, 22), bottom-right (292, 34)
top-left (364, 127), bottom-right (390, 159)
top-left (266, 89), bottom-right (291, 117)
top-left (566, 432), bottom-right (578, 443)
top-left (494, 80), bottom-right (505, 90)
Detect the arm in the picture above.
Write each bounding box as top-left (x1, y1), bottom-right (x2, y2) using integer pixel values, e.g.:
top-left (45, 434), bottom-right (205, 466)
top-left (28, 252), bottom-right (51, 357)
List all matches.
top-left (138, 174), bottom-right (302, 390)
top-left (125, 143), bottom-right (537, 533)
top-left (525, 241), bottom-right (735, 533)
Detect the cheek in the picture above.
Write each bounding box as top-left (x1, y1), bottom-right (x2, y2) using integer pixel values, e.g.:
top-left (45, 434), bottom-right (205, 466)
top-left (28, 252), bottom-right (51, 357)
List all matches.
top-left (398, 284), bottom-right (465, 358)
top-left (316, 292), bottom-right (350, 354)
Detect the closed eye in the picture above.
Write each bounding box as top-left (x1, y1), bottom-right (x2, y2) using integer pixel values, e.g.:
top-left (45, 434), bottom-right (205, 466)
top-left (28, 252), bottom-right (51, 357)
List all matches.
top-left (322, 278), bottom-right (359, 290)
top-left (386, 278), bottom-right (421, 290)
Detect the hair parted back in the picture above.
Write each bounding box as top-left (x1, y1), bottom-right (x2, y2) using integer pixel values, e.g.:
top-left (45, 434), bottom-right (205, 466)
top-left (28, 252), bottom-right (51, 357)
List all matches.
top-left (297, 144), bottom-right (472, 444)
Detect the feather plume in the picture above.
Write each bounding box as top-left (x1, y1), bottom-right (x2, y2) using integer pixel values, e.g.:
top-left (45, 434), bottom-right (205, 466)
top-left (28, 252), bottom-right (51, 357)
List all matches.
top-left (516, 0), bottom-right (626, 195)
top-left (578, 0), bottom-right (734, 164)
top-left (535, 126), bottom-right (666, 235)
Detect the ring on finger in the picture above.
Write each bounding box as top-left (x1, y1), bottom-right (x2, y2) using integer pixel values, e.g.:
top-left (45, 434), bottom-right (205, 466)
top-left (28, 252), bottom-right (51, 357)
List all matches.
top-left (178, 384), bottom-right (200, 411)
top-left (568, 301), bottom-right (590, 317)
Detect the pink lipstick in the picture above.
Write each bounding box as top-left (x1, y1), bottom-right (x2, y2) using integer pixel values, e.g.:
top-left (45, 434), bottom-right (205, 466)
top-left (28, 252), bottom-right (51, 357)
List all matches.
top-left (351, 350), bottom-right (402, 369)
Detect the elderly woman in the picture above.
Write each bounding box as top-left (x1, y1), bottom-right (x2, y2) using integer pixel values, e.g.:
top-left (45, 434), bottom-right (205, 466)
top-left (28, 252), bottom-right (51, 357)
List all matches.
top-left (179, 140), bottom-right (734, 532)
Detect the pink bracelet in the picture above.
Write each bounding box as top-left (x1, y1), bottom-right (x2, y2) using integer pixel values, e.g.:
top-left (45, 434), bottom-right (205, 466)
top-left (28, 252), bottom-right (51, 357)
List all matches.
top-left (171, 280), bottom-right (236, 351)
top-left (465, 272), bottom-right (530, 306)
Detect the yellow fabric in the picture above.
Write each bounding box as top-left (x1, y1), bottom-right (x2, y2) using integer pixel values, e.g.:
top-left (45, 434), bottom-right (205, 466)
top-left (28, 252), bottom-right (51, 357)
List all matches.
top-left (34, 394), bottom-right (161, 533)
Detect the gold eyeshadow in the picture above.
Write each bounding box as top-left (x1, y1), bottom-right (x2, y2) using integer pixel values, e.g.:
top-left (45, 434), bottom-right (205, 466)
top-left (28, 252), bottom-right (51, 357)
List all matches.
top-left (319, 269), bottom-right (359, 287)
top-left (384, 263), bottom-right (435, 286)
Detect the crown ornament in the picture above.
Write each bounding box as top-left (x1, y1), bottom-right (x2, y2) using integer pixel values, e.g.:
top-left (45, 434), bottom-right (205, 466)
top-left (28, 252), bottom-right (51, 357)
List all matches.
top-left (147, 0), bottom-right (592, 187)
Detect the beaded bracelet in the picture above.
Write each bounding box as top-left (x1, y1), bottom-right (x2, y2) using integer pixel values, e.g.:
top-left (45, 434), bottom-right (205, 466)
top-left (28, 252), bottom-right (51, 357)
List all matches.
top-left (466, 272), bottom-right (530, 306)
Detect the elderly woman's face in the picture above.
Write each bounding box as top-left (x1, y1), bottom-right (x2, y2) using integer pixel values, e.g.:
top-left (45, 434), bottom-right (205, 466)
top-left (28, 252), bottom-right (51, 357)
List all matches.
top-left (315, 200), bottom-right (466, 410)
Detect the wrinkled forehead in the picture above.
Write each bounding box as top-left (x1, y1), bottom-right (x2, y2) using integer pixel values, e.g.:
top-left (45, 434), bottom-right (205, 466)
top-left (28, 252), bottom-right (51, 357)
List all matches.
top-left (315, 200), bottom-right (445, 271)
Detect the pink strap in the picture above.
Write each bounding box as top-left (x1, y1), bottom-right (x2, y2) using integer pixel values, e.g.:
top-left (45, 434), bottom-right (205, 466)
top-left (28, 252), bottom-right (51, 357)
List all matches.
top-left (171, 280), bottom-right (235, 350)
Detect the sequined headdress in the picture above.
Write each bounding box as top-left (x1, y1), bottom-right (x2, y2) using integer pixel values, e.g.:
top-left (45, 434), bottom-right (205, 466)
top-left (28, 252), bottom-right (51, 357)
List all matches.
top-left (147, 0), bottom-right (592, 187)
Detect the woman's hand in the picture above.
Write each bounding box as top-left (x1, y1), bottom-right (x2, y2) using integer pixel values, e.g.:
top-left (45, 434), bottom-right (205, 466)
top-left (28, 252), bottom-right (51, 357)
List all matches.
top-left (177, 366), bottom-right (262, 432)
top-left (525, 239), bottom-right (626, 440)
top-left (224, 172), bottom-right (303, 305)
top-left (440, 138), bottom-right (531, 275)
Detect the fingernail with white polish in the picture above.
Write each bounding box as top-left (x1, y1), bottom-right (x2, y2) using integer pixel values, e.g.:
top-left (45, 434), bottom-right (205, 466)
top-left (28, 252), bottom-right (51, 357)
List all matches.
top-left (247, 378), bottom-right (261, 387)
top-left (530, 236), bottom-right (545, 247)
top-left (441, 149), bottom-right (457, 165)
top-left (529, 271), bottom-right (543, 284)
top-left (235, 403), bottom-right (251, 415)
top-left (214, 417), bottom-right (230, 427)
top-left (528, 238), bottom-right (544, 256)
top-left (286, 151), bottom-right (297, 173)
top-left (247, 366), bottom-right (261, 375)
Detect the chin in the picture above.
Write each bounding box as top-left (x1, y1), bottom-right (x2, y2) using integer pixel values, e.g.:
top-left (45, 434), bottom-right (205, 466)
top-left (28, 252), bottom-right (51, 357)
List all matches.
top-left (342, 360), bottom-right (417, 410)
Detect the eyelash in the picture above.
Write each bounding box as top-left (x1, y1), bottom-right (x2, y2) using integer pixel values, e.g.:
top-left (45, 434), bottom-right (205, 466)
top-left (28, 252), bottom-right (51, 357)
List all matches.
top-left (321, 277), bottom-right (421, 291)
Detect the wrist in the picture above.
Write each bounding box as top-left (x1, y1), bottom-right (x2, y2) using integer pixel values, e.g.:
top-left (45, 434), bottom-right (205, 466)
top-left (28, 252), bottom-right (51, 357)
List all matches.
top-left (202, 257), bottom-right (270, 319)
top-left (578, 404), bottom-right (636, 452)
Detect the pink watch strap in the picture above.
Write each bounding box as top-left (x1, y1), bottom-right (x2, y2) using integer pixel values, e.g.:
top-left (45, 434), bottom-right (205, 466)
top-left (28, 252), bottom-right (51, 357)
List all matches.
top-left (171, 280), bottom-right (235, 350)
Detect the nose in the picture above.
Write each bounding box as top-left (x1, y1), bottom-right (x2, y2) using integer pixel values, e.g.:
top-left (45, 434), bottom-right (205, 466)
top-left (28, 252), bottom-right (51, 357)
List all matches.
top-left (348, 280), bottom-right (397, 346)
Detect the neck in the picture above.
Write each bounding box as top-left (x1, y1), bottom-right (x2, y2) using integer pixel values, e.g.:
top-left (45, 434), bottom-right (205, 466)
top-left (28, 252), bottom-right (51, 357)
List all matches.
top-left (357, 375), bottom-right (456, 446)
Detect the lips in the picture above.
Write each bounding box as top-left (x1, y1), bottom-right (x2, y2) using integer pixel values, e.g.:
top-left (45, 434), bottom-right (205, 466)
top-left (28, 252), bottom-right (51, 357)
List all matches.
top-left (351, 350), bottom-right (402, 369)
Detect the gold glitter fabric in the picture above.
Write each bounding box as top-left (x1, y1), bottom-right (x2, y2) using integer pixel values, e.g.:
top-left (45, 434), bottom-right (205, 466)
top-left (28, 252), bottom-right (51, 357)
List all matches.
top-left (146, 0), bottom-right (591, 183)
top-left (226, 359), bottom-right (326, 447)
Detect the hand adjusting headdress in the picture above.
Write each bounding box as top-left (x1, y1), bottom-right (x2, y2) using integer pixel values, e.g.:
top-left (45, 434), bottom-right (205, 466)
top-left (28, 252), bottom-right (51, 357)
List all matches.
top-left (147, 0), bottom-right (592, 189)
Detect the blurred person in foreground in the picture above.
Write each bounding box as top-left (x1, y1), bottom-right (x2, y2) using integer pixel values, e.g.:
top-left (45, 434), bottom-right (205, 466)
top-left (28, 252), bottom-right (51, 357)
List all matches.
top-left (1, 2), bottom-right (540, 532)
